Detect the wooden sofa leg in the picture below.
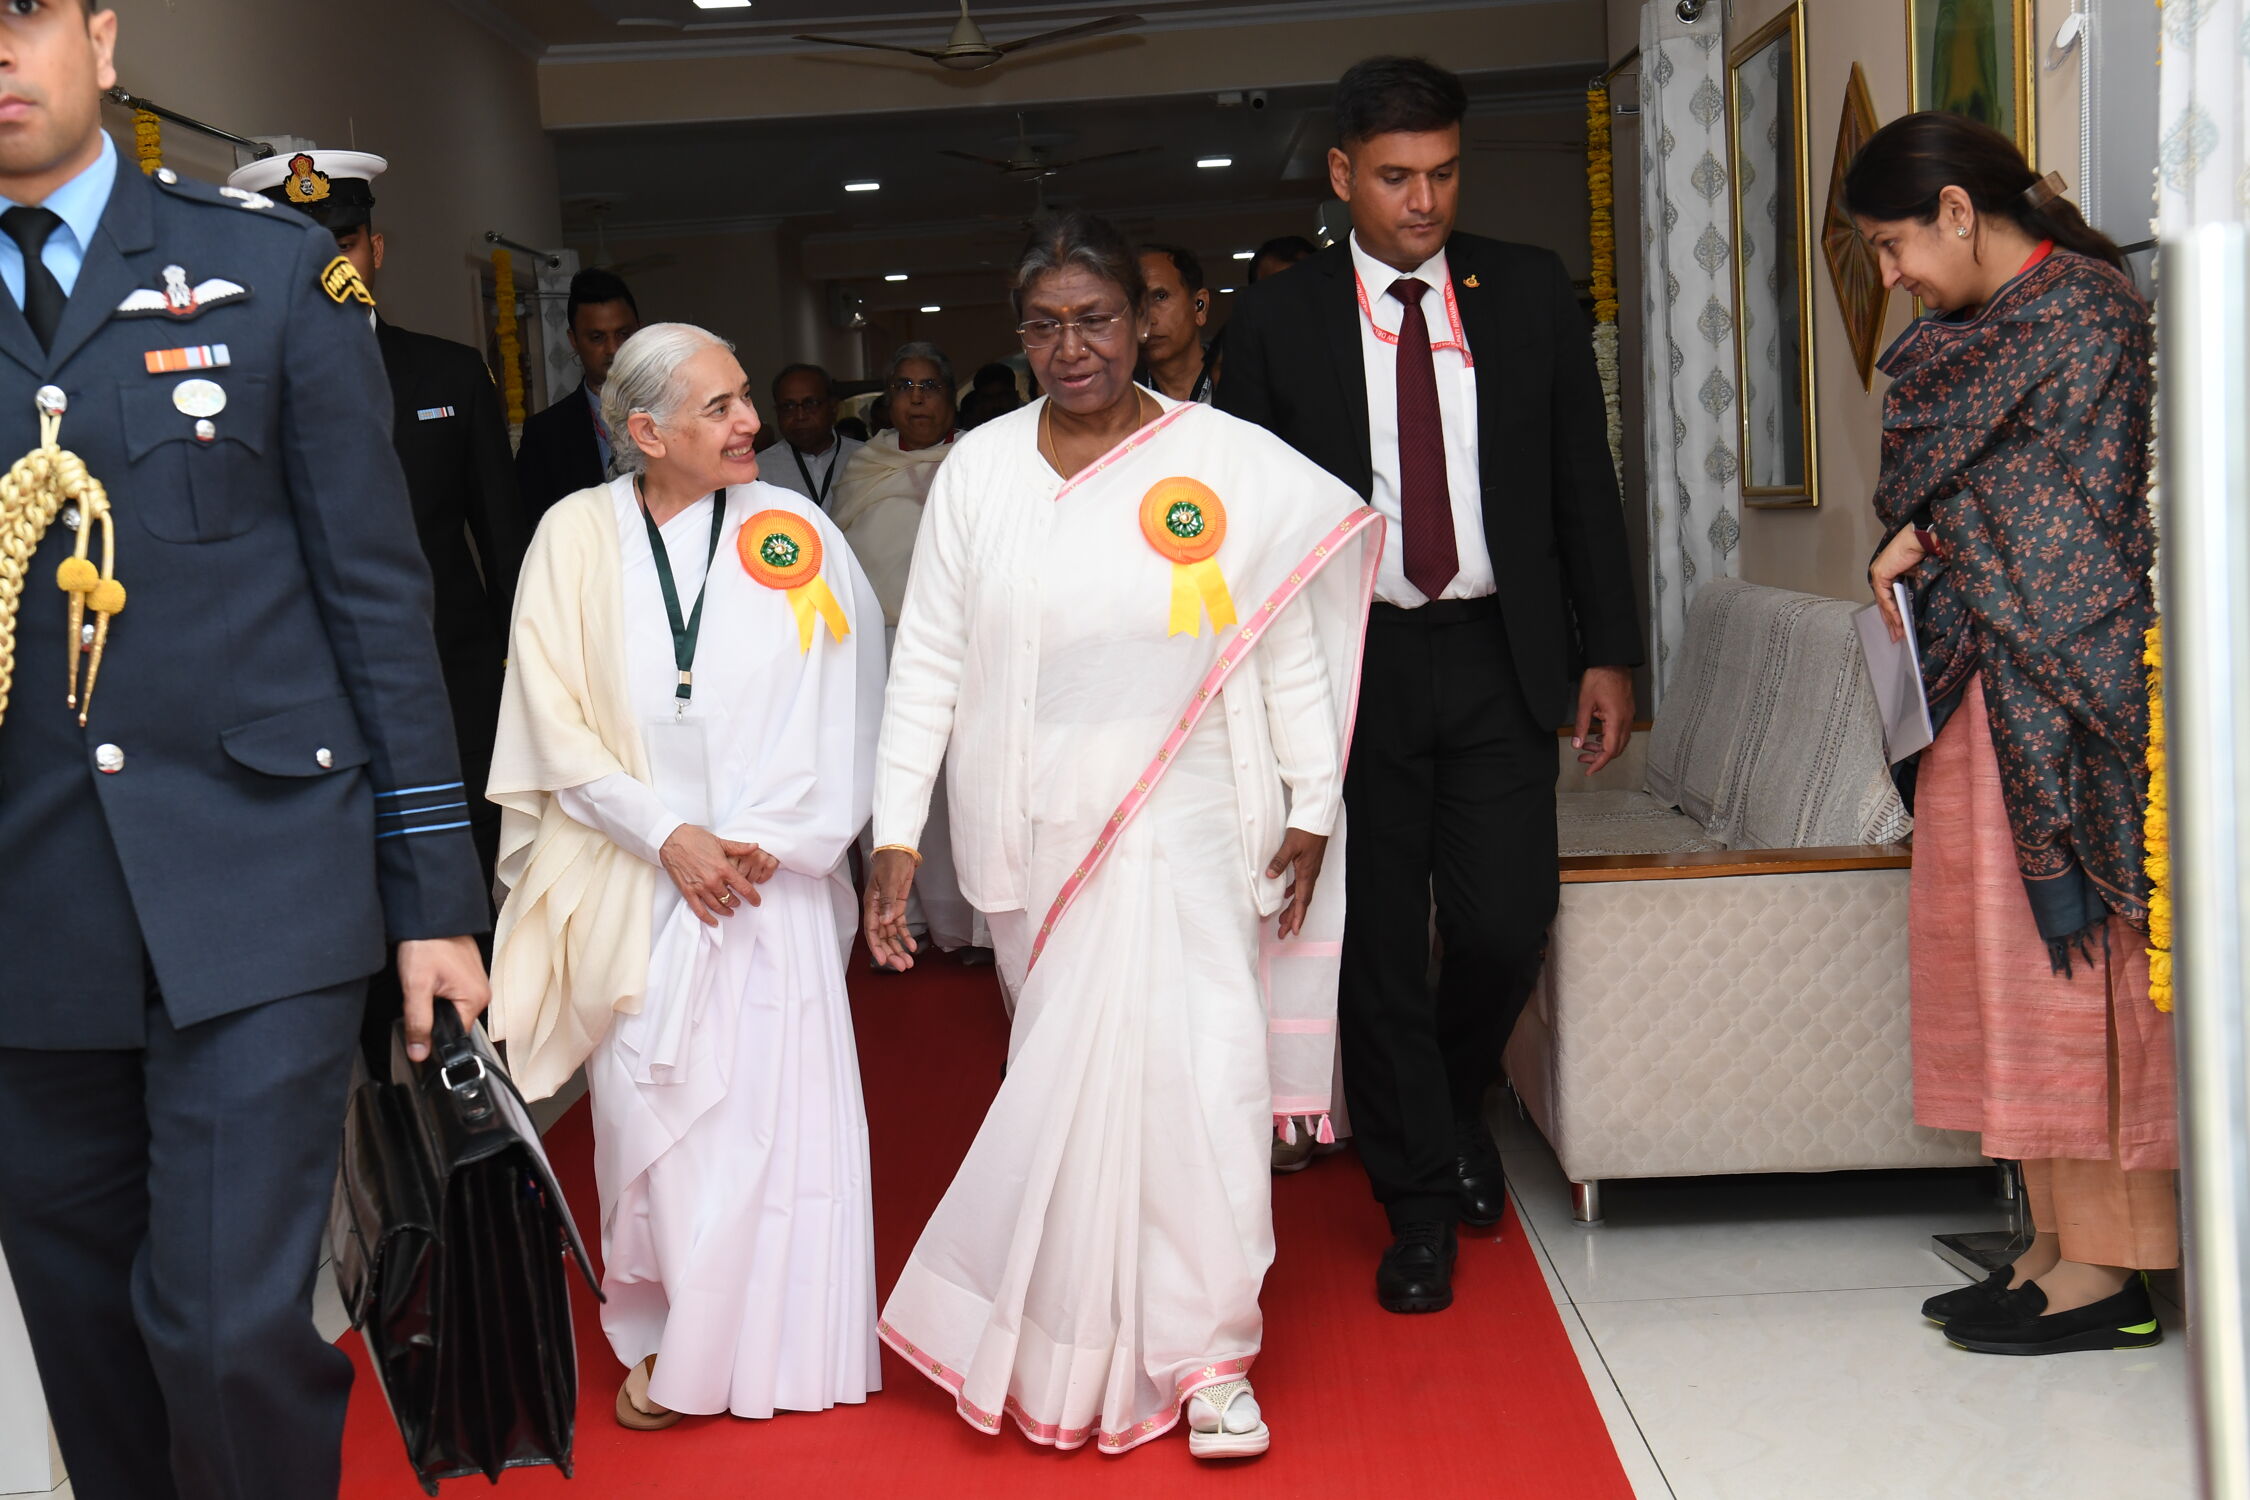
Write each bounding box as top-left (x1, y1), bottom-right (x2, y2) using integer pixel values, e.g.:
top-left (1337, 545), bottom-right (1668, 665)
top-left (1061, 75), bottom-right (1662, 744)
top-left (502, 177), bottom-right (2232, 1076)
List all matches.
top-left (1570, 1180), bottom-right (1603, 1225)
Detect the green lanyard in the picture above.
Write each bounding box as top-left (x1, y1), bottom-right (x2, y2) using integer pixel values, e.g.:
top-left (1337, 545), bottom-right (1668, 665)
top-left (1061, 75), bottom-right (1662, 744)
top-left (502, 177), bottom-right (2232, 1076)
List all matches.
top-left (637, 488), bottom-right (726, 713)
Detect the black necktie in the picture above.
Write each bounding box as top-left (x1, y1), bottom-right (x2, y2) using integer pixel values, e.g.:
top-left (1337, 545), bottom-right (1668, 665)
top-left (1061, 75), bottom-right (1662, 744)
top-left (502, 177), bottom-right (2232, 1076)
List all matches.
top-left (2, 206), bottom-right (65, 351)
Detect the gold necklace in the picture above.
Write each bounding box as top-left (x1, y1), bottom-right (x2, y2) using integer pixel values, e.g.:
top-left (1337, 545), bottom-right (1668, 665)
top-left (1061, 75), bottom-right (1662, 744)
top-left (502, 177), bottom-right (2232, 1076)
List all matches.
top-left (1042, 389), bottom-right (1151, 477)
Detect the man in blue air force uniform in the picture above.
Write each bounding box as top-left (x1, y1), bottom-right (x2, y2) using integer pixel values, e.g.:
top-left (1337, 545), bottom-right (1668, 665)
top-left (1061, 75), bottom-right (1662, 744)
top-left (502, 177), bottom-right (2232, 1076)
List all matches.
top-left (0, 5), bottom-right (490, 1498)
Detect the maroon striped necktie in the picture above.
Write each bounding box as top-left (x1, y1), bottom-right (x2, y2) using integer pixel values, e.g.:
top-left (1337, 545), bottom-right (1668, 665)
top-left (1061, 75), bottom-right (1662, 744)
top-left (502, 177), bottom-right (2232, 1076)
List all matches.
top-left (1389, 277), bottom-right (1459, 601)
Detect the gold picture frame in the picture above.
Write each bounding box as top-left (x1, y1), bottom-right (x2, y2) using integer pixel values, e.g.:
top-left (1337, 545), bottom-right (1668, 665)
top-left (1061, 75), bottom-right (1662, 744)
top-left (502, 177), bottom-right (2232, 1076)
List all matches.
top-left (1819, 63), bottom-right (1890, 392)
top-left (1906, 0), bottom-right (2035, 155)
top-left (1727, 4), bottom-right (1820, 508)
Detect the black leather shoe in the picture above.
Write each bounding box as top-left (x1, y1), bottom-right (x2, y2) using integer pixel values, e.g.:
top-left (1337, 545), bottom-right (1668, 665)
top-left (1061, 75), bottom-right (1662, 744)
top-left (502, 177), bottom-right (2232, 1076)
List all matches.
top-left (1945, 1275), bottom-right (2164, 1355)
top-left (1453, 1116), bottom-right (1507, 1229)
top-left (1377, 1220), bottom-right (1457, 1313)
top-left (1920, 1264), bottom-right (2014, 1325)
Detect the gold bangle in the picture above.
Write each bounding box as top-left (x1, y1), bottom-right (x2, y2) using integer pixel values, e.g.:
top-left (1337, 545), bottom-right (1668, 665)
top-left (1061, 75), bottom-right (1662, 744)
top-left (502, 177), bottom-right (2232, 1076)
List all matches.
top-left (873, 843), bottom-right (923, 867)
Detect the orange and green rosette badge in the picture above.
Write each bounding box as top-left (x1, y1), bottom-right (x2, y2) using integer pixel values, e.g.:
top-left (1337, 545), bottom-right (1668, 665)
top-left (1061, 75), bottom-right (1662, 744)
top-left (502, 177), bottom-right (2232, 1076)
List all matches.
top-left (738, 509), bottom-right (849, 652)
top-left (1139, 478), bottom-right (1236, 637)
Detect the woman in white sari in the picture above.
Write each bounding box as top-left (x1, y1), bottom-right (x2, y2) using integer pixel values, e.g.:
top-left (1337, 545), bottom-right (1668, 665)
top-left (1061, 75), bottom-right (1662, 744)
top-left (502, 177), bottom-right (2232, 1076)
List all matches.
top-left (865, 213), bottom-right (1380, 1459)
top-left (486, 324), bottom-right (888, 1430)
top-left (832, 342), bottom-right (984, 960)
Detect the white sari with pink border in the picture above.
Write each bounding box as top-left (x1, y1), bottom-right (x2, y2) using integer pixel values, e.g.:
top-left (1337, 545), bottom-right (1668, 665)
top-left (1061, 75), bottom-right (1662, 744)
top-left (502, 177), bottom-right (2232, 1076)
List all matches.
top-left (875, 397), bottom-right (1380, 1454)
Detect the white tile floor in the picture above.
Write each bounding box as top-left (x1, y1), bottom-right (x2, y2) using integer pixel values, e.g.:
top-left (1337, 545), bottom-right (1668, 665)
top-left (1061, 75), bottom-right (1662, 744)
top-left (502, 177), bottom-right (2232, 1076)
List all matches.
top-left (1489, 1095), bottom-right (2197, 1499)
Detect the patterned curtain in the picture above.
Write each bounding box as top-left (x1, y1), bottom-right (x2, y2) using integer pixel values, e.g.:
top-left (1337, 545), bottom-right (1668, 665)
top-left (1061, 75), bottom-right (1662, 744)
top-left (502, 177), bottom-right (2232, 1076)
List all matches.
top-left (1639, 0), bottom-right (1741, 703)
top-left (2157, 0), bottom-right (2249, 231)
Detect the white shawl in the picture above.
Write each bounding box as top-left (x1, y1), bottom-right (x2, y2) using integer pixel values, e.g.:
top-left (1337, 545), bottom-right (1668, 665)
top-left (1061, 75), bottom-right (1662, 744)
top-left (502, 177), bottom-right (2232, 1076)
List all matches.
top-left (485, 486), bottom-right (655, 1100)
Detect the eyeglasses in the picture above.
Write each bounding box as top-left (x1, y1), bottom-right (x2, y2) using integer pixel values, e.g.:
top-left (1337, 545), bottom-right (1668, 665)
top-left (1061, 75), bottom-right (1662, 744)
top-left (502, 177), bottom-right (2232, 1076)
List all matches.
top-left (774, 397), bottom-right (830, 415)
top-left (1016, 312), bottom-right (1129, 350)
top-left (889, 378), bottom-right (949, 396)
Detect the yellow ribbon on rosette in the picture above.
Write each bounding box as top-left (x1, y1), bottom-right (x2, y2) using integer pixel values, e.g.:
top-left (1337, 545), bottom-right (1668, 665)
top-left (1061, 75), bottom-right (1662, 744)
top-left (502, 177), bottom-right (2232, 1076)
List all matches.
top-left (1140, 477), bottom-right (1235, 637)
top-left (738, 509), bottom-right (849, 652)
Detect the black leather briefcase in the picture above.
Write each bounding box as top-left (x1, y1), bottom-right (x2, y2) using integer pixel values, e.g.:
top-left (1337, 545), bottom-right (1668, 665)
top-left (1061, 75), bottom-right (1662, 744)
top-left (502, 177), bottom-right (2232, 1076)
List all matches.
top-left (331, 1004), bottom-right (601, 1494)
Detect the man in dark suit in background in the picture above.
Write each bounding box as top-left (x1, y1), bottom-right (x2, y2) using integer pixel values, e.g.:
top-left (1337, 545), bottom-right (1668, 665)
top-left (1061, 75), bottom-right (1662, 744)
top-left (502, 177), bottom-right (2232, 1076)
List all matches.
top-left (0, 5), bottom-right (490, 1493)
top-left (230, 149), bottom-right (525, 891)
top-left (514, 267), bottom-right (639, 521)
top-left (1219, 55), bottom-right (1642, 1315)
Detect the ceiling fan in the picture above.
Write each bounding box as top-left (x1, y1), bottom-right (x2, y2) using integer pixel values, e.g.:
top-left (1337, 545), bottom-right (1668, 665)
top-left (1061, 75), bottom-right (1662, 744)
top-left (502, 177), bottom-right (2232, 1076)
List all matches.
top-left (795, 2), bottom-right (1144, 72)
top-left (940, 112), bottom-right (1157, 181)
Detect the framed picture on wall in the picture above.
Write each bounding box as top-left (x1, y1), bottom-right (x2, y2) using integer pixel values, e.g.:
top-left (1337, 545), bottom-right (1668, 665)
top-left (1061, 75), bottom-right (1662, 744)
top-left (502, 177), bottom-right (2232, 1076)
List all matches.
top-left (1906, 0), bottom-right (2034, 153)
top-left (1819, 64), bottom-right (1890, 391)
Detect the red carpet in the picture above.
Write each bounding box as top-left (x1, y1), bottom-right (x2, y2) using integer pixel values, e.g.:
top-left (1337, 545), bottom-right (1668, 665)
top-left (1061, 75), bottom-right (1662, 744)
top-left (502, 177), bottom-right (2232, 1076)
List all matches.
top-left (339, 953), bottom-right (1634, 1497)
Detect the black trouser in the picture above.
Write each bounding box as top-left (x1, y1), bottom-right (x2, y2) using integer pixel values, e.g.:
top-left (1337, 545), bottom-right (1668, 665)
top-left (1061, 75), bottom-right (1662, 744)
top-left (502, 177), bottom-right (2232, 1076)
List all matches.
top-left (1340, 597), bottom-right (1558, 1230)
top-left (0, 982), bottom-right (365, 1500)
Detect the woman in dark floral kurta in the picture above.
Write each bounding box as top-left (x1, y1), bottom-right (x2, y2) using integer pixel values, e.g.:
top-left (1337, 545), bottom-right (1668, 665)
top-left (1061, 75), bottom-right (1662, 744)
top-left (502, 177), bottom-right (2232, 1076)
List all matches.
top-left (1847, 112), bottom-right (2172, 1359)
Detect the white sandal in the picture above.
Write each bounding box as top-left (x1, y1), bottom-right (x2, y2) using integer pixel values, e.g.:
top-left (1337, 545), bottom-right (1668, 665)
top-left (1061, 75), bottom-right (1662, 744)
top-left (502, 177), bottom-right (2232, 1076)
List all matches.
top-left (1186, 1378), bottom-right (1269, 1458)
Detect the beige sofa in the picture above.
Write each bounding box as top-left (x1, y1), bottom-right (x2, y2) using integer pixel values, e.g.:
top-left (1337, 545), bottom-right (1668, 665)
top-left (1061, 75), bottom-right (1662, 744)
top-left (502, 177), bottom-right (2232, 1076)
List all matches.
top-left (1503, 579), bottom-right (1986, 1222)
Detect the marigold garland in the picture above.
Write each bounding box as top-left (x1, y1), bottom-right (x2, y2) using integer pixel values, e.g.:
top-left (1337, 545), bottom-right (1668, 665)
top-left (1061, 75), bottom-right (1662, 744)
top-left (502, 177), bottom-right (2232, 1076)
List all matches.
top-left (491, 249), bottom-right (525, 430)
top-left (2145, 621), bottom-right (2171, 1011)
top-left (1585, 83), bottom-right (1624, 481)
top-left (132, 108), bottom-right (161, 176)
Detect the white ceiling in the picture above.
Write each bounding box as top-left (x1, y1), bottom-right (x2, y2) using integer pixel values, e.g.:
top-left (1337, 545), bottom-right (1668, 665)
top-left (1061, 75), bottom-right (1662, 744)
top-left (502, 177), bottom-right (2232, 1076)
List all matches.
top-left (557, 66), bottom-right (1592, 243)
top-left (459, 0), bottom-right (1501, 57)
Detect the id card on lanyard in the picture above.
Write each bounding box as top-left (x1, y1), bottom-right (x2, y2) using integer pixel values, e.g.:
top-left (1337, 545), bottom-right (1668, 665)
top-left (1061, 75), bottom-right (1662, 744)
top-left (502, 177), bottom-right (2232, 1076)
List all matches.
top-left (639, 489), bottom-right (726, 824)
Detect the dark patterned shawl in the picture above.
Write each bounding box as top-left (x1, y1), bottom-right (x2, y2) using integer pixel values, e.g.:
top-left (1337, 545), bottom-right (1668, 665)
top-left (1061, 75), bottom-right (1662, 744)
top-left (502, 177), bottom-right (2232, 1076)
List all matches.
top-left (1874, 250), bottom-right (2155, 970)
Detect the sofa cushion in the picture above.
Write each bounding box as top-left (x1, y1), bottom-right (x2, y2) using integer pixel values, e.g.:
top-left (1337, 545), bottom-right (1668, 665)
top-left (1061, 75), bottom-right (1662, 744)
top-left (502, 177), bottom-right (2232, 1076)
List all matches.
top-left (1645, 579), bottom-right (1910, 850)
top-left (1642, 579), bottom-right (1769, 826)
top-left (1557, 789), bottom-right (1723, 857)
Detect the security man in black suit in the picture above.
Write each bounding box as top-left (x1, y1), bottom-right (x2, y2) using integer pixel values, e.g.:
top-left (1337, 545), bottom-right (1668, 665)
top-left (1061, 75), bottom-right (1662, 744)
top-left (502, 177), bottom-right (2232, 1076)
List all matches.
top-left (513, 266), bottom-right (639, 522)
top-left (228, 148), bottom-right (524, 887)
top-left (0, 6), bottom-right (489, 1497)
top-left (1219, 56), bottom-right (1642, 1314)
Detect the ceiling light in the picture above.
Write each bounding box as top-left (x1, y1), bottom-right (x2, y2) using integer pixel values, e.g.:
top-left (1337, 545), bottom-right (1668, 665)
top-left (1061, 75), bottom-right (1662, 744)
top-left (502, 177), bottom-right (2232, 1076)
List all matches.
top-left (1218, 287), bottom-right (1236, 293)
top-left (845, 180), bottom-right (881, 193)
top-left (1231, 250), bottom-right (1254, 260)
top-left (1196, 156), bottom-right (1234, 169)
top-left (884, 273), bottom-right (909, 282)
top-left (693, 0), bottom-right (751, 8)
top-left (920, 304), bottom-right (942, 313)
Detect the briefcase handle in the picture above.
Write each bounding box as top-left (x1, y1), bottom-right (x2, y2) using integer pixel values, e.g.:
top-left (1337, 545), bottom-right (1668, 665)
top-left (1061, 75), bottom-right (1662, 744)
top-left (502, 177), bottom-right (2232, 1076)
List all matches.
top-left (427, 1005), bottom-right (497, 1124)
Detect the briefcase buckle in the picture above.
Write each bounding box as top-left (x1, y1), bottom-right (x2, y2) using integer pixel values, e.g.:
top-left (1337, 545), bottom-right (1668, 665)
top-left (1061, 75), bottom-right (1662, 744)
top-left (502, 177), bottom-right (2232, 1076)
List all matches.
top-left (438, 1053), bottom-right (488, 1093)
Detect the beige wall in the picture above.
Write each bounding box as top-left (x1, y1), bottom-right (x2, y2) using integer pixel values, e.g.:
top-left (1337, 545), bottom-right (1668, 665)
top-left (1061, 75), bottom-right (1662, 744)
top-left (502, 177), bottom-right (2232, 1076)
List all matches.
top-left (1726, 0), bottom-right (2084, 602)
top-left (104, 0), bottom-right (557, 349)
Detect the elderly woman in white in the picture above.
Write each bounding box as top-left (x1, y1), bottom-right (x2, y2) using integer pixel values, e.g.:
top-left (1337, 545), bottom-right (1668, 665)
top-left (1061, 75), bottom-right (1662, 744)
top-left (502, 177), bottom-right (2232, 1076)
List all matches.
top-left (865, 212), bottom-right (1379, 1460)
top-left (486, 323), bottom-right (887, 1430)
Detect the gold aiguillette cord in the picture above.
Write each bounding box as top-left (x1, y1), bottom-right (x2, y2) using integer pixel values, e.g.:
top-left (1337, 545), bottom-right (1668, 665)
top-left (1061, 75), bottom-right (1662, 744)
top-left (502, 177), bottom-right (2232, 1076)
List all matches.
top-left (0, 385), bottom-right (125, 729)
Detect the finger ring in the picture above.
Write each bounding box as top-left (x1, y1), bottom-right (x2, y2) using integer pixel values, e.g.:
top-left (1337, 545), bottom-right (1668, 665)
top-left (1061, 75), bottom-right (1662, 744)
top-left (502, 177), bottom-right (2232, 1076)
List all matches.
top-left (719, 890), bottom-right (737, 905)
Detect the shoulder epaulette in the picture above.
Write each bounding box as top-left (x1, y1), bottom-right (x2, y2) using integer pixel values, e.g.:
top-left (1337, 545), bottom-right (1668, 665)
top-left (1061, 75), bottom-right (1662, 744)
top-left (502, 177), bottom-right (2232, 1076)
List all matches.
top-left (149, 169), bottom-right (317, 231)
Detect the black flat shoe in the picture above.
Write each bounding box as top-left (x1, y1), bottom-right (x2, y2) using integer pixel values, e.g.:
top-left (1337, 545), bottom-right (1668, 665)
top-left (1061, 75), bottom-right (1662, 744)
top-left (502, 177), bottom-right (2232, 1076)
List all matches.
top-left (1945, 1275), bottom-right (2164, 1355)
top-left (1377, 1220), bottom-right (1457, 1314)
top-left (1921, 1265), bottom-right (2015, 1325)
top-left (1453, 1117), bottom-right (1507, 1230)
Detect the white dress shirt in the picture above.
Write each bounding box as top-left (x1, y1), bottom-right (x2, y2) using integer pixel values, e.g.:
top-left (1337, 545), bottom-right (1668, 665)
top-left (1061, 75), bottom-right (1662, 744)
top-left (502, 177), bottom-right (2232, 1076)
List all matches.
top-left (759, 434), bottom-right (862, 510)
top-left (1347, 230), bottom-right (1494, 607)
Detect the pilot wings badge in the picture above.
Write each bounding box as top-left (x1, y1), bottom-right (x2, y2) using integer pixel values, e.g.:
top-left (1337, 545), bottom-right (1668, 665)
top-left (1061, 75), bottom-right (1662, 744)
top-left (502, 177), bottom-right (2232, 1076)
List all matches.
top-left (116, 265), bottom-right (250, 322)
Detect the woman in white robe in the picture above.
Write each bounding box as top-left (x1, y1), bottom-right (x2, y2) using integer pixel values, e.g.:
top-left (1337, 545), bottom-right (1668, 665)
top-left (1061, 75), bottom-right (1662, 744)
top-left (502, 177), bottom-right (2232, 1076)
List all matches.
top-left (486, 324), bottom-right (888, 1428)
top-left (865, 214), bottom-right (1379, 1459)
top-left (832, 341), bottom-right (984, 958)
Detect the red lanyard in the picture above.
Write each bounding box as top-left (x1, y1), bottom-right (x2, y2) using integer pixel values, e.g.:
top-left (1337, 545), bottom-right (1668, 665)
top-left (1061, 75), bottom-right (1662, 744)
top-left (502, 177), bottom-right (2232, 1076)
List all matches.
top-left (2018, 240), bottom-right (2055, 274)
top-left (1353, 268), bottom-right (1475, 369)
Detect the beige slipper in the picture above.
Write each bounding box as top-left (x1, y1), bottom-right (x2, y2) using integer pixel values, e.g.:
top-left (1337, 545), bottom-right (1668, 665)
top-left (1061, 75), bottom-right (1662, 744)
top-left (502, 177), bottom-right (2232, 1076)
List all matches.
top-left (614, 1355), bottom-right (683, 1431)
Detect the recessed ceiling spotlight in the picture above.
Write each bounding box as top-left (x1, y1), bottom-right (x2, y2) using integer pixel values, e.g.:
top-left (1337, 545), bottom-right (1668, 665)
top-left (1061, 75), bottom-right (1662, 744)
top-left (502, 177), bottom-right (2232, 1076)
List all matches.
top-left (1218, 286), bottom-right (1236, 293)
top-left (693, 0), bottom-right (751, 7)
top-left (921, 304), bottom-right (942, 313)
top-left (884, 273), bottom-right (909, 282)
top-left (845, 180), bottom-right (881, 193)
top-left (1232, 250), bottom-right (1254, 260)
top-left (1196, 156), bottom-right (1234, 169)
